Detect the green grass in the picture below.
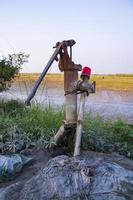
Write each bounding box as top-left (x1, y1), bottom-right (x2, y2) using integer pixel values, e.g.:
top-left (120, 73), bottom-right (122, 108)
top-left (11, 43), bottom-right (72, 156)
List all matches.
top-left (0, 100), bottom-right (133, 158)
top-left (83, 115), bottom-right (133, 158)
top-left (0, 100), bottom-right (64, 152)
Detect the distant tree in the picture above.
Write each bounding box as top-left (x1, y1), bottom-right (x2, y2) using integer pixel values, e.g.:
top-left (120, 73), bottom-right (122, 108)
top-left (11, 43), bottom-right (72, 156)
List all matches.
top-left (0, 52), bottom-right (29, 91)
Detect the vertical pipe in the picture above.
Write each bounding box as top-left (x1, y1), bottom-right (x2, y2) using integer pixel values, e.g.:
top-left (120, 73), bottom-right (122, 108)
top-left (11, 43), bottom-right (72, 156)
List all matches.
top-left (53, 70), bottom-right (78, 146)
top-left (74, 92), bottom-right (87, 156)
top-left (64, 70), bottom-right (78, 123)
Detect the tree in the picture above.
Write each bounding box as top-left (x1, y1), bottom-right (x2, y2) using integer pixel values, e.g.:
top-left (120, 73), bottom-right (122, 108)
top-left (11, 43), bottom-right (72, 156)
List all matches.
top-left (0, 52), bottom-right (29, 91)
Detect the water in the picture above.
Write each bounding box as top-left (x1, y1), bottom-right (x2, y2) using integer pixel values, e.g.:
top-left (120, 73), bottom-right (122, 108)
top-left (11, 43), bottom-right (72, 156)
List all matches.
top-left (0, 84), bottom-right (133, 124)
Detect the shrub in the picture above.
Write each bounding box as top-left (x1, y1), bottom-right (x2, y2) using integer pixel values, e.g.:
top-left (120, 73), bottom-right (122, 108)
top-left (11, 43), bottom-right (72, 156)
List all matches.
top-left (0, 53), bottom-right (29, 91)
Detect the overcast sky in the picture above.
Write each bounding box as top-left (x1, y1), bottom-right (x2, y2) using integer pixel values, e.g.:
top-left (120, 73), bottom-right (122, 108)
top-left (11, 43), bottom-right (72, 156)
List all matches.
top-left (0, 0), bottom-right (133, 74)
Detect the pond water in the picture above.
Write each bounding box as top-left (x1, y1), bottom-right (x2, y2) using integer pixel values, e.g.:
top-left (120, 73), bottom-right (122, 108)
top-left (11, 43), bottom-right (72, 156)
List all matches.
top-left (0, 83), bottom-right (133, 124)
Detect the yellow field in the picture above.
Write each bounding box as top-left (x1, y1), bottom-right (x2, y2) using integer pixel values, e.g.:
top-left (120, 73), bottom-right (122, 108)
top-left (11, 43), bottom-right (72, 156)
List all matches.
top-left (15, 73), bottom-right (133, 91)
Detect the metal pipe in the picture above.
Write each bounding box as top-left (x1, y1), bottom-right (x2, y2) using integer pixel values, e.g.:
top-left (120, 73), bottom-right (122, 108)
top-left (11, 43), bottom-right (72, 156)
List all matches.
top-left (74, 92), bottom-right (87, 156)
top-left (54, 124), bottom-right (65, 145)
top-left (54, 70), bottom-right (78, 146)
top-left (64, 70), bottom-right (78, 123)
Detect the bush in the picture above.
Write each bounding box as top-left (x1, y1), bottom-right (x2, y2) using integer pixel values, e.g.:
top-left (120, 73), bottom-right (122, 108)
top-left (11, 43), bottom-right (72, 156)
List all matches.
top-left (0, 53), bottom-right (29, 91)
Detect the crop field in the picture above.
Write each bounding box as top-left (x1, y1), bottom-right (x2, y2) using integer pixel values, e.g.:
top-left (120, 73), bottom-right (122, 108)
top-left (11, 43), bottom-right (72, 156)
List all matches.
top-left (15, 73), bottom-right (133, 91)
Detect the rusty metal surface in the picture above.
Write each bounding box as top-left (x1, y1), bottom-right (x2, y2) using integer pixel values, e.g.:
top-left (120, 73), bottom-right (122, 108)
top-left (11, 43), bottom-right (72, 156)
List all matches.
top-left (25, 40), bottom-right (79, 105)
top-left (57, 40), bottom-right (82, 125)
top-left (53, 40), bottom-right (76, 48)
top-left (58, 42), bottom-right (81, 72)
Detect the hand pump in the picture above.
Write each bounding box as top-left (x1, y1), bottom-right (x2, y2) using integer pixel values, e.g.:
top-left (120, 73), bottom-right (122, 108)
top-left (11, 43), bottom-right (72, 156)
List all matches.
top-left (25, 40), bottom-right (96, 155)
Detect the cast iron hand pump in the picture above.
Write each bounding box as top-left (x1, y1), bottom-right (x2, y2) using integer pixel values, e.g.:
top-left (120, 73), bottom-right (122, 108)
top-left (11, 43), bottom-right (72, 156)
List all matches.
top-left (25, 40), bottom-right (96, 156)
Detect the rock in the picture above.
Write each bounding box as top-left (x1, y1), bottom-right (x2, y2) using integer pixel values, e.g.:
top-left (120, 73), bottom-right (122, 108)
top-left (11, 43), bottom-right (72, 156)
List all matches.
top-left (89, 162), bottom-right (133, 200)
top-left (20, 155), bottom-right (91, 200)
top-left (1, 152), bottom-right (133, 200)
top-left (19, 155), bottom-right (133, 200)
top-left (0, 182), bottom-right (22, 200)
top-left (0, 154), bottom-right (32, 181)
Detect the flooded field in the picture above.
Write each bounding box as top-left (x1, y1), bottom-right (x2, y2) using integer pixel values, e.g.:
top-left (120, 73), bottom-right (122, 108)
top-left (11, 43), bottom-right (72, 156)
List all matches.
top-left (0, 79), bottom-right (133, 124)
